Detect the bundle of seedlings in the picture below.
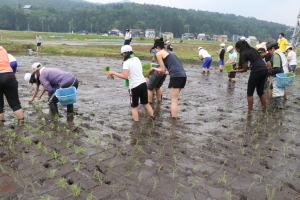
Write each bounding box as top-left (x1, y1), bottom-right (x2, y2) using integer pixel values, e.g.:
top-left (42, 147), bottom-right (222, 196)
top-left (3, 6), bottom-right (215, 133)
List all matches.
top-left (104, 66), bottom-right (114, 79)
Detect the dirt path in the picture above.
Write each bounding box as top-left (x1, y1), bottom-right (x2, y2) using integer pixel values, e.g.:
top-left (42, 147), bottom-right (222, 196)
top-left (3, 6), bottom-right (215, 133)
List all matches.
top-left (0, 55), bottom-right (300, 199)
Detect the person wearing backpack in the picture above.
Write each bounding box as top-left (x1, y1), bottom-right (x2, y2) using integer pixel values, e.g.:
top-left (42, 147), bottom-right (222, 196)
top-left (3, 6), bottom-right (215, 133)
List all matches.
top-left (266, 42), bottom-right (289, 109)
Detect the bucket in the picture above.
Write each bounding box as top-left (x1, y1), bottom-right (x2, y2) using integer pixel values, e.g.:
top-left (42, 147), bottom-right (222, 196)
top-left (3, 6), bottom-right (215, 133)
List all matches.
top-left (55, 87), bottom-right (77, 105)
top-left (275, 72), bottom-right (295, 87)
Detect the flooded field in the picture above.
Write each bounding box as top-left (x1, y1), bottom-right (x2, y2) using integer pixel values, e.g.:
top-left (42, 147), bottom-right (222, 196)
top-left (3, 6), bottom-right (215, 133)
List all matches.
top-left (0, 55), bottom-right (300, 200)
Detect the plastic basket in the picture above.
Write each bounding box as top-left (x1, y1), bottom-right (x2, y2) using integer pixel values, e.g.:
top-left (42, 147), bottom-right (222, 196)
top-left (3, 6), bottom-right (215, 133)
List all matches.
top-left (150, 63), bottom-right (160, 68)
top-left (55, 87), bottom-right (77, 105)
top-left (275, 73), bottom-right (295, 87)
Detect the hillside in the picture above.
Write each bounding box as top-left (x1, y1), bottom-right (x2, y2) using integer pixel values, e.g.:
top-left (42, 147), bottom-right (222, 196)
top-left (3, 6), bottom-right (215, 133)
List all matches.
top-left (0, 1), bottom-right (290, 41)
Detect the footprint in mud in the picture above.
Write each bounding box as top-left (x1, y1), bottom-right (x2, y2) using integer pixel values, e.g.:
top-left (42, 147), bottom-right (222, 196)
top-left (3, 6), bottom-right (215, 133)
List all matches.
top-left (260, 160), bottom-right (270, 169)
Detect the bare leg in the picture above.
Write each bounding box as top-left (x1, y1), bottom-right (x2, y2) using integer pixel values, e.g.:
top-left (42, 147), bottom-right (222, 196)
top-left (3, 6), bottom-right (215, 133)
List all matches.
top-left (259, 95), bottom-right (267, 109)
top-left (147, 90), bottom-right (154, 103)
top-left (169, 88), bottom-right (181, 118)
top-left (143, 104), bottom-right (154, 117)
top-left (283, 90), bottom-right (288, 100)
top-left (0, 113), bottom-right (4, 121)
top-left (14, 109), bottom-right (24, 121)
top-left (155, 87), bottom-right (163, 102)
top-left (247, 96), bottom-right (254, 111)
top-left (131, 107), bottom-right (139, 121)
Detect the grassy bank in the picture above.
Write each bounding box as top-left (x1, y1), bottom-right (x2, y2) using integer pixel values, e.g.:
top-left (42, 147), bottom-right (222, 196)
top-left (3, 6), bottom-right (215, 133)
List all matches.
top-left (0, 30), bottom-right (239, 61)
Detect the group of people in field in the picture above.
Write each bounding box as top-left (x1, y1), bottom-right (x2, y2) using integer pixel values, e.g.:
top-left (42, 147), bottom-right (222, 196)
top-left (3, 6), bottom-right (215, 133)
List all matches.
top-left (0, 32), bottom-right (297, 124)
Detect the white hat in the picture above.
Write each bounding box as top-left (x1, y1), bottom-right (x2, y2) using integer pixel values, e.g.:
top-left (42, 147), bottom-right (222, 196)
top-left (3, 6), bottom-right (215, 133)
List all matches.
top-left (24, 73), bottom-right (31, 83)
top-left (226, 46), bottom-right (234, 52)
top-left (286, 46), bottom-right (292, 51)
top-left (31, 62), bottom-right (42, 72)
top-left (165, 41), bottom-right (170, 44)
top-left (220, 43), bottom-right (225, 47)
top-left (121, 45), bottom-right (132, 53)
top-left (198, 47), bottom-right (203, 51)
top-left (240, 36), bottom-right (246, 40)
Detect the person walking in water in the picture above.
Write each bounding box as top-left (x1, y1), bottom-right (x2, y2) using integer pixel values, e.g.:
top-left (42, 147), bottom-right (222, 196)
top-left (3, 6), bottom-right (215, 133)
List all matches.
top-left (36, 35), bottom-right (43, 51)
top-left (108, 45), bottom-right (154, 121)
top-left (124, 29), bottom-right (132, 45)
top-left (150, 38), bottom-right (187, 119)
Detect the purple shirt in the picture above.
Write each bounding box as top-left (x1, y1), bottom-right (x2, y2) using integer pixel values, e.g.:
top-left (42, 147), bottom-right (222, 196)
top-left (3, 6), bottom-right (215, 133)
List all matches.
top-left (39, 68), bottom-right (75, 95)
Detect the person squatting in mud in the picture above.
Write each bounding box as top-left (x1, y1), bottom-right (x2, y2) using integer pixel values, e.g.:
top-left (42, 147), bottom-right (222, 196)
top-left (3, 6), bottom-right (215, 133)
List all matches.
top-left (0, 46), bottom-right (24, 123)
top-left (31, 62), bottom-right (79, 116)
top-left (149, 38), bottom-right (187, 119)
top-left (229, 40), bottom-right (268, 111)
top-left (24, 72), bottom-right (46, 103)
top-left (107, 45), bottom-right (154, 121)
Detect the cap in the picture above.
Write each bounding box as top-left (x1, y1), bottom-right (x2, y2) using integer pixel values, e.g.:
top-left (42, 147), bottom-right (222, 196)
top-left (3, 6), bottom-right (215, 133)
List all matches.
top-left (220, 43), bottom-right (225, 47)
top-left (226, 46), bottom-right (234, 52)
top-left (198, 47), bottom-right (203, 51)
top-left (165, 41), bottom-right (170, 44)
top-left (240, 36), bottom-right (246, 40)
top-left (126, 29), bottom-right (130, 31)
top-left (121, 45), bottom-right (132, 53)
top-left (24, 73), bottom-right (31, 83)
top-left (266, 42), bottom-right (278, 50)
top-left (256, 42), bottom-right (267, 50)
top-left (31, 62), bottom-right (43, 72)
top-left (286, 46), bottom-right (292, 51)
top-left (257, 48), bottom-right (266, 53)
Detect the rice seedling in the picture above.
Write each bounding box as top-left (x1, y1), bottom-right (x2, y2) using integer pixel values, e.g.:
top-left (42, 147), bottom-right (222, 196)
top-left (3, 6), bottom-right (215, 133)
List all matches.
top-left (172, 168), bottom-right (177, 181)
top-left (56, 137), bottom-right (62, 143)
top-left (110, 160), bottom-right (115, 168)
top-left (29, 154), bottom-right (36, 166)
top-left (217, 170), bottom-right (227, 185)
top-left (55, 177), bottom-right (68, 188)
top-left (156, 164), bottom-right (163, 172)
top-left (66, 141), bottom-right (73, 148)
top-left (8, 141), bottom-right (16, 154)
top-left (39, 196), bottom-right (50, 200)
top-left (47, 169), bottom-right (57, 179)
top-left (248, 181), bottom-right (257, 192)
top-left (92, 170), bottom-right (103, 185)
top-left (74, 145), bottom-right (87, 154)
top-left (87, 192), bottom-right (96, 200)
top-left (56, 156), bottom-right (68, 165)
top-left (152, 177), bottom-right (158, 190)
top-left (137, 173), bottom-right (142, 183)
top-left (52, 150), bottom-right (59, 159)
top-left (47, 132), bottom-right (53, 139)
top-left (71, 183), bottom-right (83, 196)
top-left (74, 162), bottom-right (82, 171)
top-left (125, 191), bottom-right (130, 200)
top-left (74, 133), bottom-right (79, 139)
top-left (36, 141), bottom-right (43, 150)
top-left (39, 131), bottom-right (46, 136)
top-left (6, 129), bottom-right (16, 138)
top-left (287, 170), bottom-right (296, 179)
top-left (193, 163), bottom-right (202, 171)
top-left (265, 186), bottom-right (276, 200)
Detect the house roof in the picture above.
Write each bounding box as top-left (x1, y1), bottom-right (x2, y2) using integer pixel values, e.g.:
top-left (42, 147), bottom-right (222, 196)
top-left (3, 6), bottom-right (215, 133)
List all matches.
top-left (146, 29), bottom-right (155, 31)
top-left (23, 5), bottom-right (32, 9)
top-left (163, 32), bottom-right (173, 34)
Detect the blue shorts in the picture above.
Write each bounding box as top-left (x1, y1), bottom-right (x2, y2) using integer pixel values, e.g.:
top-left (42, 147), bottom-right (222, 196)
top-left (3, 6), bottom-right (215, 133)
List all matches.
top-left (202, 57), bottom-right (212, 69)
top-left (218, 60), bottom-right (224, 66)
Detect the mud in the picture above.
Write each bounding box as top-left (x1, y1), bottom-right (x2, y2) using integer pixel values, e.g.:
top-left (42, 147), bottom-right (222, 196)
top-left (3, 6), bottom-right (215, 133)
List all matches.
top-left (0, 55), bottom-right (300, 200)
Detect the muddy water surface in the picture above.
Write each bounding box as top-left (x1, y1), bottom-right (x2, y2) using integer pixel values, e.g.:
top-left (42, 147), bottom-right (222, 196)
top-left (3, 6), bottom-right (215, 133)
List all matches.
top-left (0, 55), bottom-right (300, 199)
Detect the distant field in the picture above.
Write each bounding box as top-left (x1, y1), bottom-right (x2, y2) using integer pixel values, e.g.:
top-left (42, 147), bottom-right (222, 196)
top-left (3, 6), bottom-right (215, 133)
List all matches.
top-left (0, 30), bottom-right (246, 61)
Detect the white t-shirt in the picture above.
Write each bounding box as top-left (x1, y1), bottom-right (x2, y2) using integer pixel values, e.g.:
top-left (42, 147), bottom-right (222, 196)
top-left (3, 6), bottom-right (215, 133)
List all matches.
top-left (199, 49), bottom-right (211, 58)
top-left (123, 57), bottom-right (145, 89)
top-left (287, 51), bottom-right (297, 65)
top-left (8, 54), bottom-right (16, 62)
top-left (125, 32), bottom-right (131, 40)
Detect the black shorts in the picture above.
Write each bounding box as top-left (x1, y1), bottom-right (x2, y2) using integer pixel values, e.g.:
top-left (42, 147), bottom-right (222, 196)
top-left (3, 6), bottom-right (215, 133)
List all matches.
top-left (168, 77), bottom-right (186, 88)
top-left (37, 43), bottom-right (41, 46)
top-left (0, 72), bottom-right (22, 113)
top-left (129, 82), bottom-right (148, 108)
top-left (147, 71), bottom-right (167, 90)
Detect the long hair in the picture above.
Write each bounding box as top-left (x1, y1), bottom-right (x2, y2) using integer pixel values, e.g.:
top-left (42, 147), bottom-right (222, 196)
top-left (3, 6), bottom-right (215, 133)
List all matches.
top-left (123, 51), bottom-right (134, 62)
top-left (153, 38), bottom-right (165, 49)
top-left (235, 40), bottom-right (260, 65)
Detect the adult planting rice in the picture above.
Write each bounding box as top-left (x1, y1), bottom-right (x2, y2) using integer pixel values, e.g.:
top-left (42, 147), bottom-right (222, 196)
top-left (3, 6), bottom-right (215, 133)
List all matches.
top-left (107, 45), bottom-right (154, 122)
top-left (31, 63), bottom-right (79, 116)
top-left (149, 38), bottom-right (187, 119)
top-left (24, 73), bottom-right (46, 103)
top-left (229, 41), bottom-right (268, 111)
top-left (0, 46), bottom-right (24, 123)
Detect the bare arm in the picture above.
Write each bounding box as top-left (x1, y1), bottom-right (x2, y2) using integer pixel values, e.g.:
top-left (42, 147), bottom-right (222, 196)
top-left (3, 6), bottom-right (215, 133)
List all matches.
top-left (29, 85), bottom-right (40, 103)
top-left (108, 69), bottom-right (129, 79)
top-left (37, 88), bottom-right (47, 100)
top-left (150, 50), bottom-right (167, 73)
top-left (230, 62), bottom-right (248, 73)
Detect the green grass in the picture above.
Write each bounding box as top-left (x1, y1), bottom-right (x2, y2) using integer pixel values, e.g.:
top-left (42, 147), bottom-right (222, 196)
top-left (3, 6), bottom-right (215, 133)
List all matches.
top-left (2, 29), bottom-right (287, 62)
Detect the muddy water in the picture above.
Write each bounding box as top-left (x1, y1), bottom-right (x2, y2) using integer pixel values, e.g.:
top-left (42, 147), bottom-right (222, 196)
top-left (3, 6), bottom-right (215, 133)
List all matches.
top-left (0, 55), bottom-right (300, 199)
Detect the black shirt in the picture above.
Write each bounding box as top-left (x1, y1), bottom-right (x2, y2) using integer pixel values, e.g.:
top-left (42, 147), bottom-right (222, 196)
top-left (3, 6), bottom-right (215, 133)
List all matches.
top-left (241, 49), bottom-right (267, 72)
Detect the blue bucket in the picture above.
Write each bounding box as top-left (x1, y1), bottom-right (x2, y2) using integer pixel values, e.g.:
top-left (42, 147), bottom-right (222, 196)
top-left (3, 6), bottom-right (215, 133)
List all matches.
top-left (276, 73), bottom-right (295, 87)
top-left (55, 87), bottom-right (77, 105)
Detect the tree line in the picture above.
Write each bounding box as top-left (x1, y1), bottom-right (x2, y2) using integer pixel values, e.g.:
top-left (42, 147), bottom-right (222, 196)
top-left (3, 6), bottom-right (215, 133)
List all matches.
top-left (0, 1), bottom-right (291, 41)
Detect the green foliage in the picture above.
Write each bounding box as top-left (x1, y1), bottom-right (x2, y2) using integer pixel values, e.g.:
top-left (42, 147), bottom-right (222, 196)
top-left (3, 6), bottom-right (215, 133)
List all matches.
top-left (286, 73), bottom-right (295, 77)
top-left (0, 2), bottom-right (290, 40)
top-left (142, 62), bottom-right (151, 77)
top-left (224, 64), bottom-right (233, 72)
top-left (103, 66), bottom-right (110, 71)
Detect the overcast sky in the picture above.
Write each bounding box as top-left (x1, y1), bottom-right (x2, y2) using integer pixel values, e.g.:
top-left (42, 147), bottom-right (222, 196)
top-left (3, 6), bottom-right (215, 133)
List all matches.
top-left (85, 0), bottom-right (299, 27)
